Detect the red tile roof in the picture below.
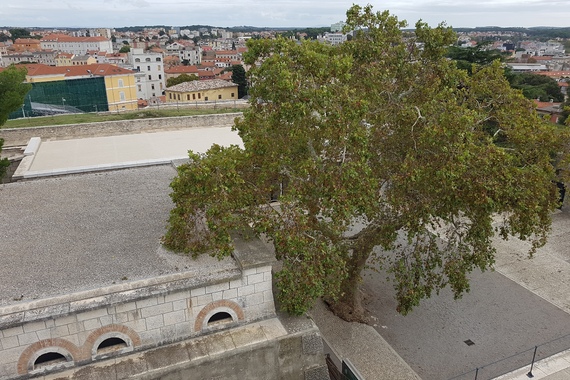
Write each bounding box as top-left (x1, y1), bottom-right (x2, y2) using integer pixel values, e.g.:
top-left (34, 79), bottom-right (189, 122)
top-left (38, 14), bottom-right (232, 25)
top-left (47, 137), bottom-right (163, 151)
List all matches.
top-left (535, 71), bottom-right (570, 78)
top-left (22, 63), bottom-right (135, 78)
top-left (165, 65), bottom-right (199, 74)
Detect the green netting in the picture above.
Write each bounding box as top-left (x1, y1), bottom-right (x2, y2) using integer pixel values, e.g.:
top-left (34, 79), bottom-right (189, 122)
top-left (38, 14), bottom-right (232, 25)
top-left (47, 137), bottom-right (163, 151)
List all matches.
top-left (9, 76), bottom-right (109, 119)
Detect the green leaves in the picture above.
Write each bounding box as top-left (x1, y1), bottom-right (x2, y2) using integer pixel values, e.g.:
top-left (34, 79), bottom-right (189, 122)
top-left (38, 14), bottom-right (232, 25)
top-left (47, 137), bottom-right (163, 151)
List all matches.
top-left (164, 5), bottom-right (569, 318)
top-left (0, 65), bottom-right (31, 127)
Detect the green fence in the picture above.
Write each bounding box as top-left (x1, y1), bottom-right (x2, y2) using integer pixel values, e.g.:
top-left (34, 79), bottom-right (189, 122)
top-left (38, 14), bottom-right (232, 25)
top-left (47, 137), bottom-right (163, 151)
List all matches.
top-left (10, 77), bottom-right (109, 119)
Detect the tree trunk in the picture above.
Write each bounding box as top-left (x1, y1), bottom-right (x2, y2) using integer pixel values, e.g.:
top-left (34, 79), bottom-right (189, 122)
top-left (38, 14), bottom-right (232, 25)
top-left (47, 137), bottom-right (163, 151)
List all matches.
top-left (327, 219), bottom-right (396, 323)
top-left (328, 245), bottom-right (371, 323)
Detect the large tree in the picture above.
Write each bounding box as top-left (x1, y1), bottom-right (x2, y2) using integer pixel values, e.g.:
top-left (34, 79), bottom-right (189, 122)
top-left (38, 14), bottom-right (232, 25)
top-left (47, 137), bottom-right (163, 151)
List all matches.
top-left (230, 64), bottom-right (248, 98)
top-left (0, 65), bottom-right (31, 127)
top-left (163, 5), bottom-right (569, 321)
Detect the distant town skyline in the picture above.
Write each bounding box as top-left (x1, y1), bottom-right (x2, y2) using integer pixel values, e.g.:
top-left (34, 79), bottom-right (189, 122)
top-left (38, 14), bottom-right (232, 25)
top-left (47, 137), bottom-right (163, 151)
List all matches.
top-left (2, 0), bottom-right (570, 29)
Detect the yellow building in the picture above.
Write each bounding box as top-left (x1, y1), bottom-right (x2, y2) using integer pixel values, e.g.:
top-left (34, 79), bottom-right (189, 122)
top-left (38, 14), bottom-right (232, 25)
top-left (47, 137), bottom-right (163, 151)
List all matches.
top-left (55, 53), bottom-right (74, 66)
top-left (165, 79), bottom-right (237, 103)
top-left (101, 67), bottom-right (138, 111)
top-left (23, 63), bottom-right (138, 111)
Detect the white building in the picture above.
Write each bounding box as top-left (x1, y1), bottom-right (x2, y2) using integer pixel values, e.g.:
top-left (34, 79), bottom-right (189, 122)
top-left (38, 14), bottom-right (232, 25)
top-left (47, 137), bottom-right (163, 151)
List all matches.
top-left (179, 46), bottom-right (202, 66)
top-left (331, 21), bottom-right (346, 33)
top-left (322, 33), bottom-right (347, 45)
top-left (40, 34), bottom-right (113, 55)
top-left (129, 48), bottom-right (166, 101)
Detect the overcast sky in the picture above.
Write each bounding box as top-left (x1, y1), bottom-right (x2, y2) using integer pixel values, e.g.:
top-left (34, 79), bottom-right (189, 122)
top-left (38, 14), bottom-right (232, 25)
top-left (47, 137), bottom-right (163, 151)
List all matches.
top-left (2, 0), bottom-right (569, 29)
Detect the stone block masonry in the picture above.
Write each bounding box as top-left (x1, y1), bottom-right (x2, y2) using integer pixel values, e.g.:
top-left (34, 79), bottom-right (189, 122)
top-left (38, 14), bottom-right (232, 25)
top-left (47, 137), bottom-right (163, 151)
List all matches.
top-left (0, 237), bottom-right (278, 379)
top-left (0, 113), bottom-right (243, 147)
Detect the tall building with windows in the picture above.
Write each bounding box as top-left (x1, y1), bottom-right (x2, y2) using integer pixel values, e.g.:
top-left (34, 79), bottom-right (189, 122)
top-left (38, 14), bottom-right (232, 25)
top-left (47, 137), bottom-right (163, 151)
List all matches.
top-left (129, 48), bottom-right (166, 102)
top-left (40, 34), bottom-right (113, 55)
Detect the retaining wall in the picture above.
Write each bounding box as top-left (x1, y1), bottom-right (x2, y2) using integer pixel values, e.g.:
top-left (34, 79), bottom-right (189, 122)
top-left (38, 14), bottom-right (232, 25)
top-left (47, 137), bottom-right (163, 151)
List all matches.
top-left (0, 113), bottom-right (243, 147)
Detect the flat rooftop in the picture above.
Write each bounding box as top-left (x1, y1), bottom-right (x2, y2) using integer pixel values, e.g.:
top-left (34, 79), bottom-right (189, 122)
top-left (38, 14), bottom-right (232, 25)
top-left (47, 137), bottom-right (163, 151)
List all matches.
top-left (0, 165), bottom-right (237, 307)
top-left (18, 126), bottom-right (242, 178)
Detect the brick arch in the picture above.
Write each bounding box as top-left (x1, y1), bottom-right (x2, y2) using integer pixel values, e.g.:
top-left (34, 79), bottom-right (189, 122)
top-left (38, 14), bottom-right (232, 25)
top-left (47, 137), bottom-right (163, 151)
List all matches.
top-left (83, 324), bottom-right (141, 357)
top-left (17, 338), bottom-right (80, 375)
top-left (194, 299), bottom-right (245, 332)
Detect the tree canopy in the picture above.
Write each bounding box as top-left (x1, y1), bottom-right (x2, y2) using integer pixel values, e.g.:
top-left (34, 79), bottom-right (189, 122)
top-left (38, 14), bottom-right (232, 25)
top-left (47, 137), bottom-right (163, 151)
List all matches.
top-left (0, 65), bottom-right (31, 127)
top-left (230, 64), bottom-right (248, 98)
top-left (446, 42), bottom-right (506, 74)
top-left (163, 5), bottom-right (569, 321)
top-left (166, 73), bottom-right (199, 88)
top-left (506, 71), bottom-right (564, 102)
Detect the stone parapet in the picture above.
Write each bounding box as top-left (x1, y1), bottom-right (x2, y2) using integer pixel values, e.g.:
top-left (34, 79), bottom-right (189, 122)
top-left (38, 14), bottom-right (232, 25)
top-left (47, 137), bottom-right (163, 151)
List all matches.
top-left (0, 113), bottom-right (243, 147)
top-left (0, 242), bottom-right (278, 379)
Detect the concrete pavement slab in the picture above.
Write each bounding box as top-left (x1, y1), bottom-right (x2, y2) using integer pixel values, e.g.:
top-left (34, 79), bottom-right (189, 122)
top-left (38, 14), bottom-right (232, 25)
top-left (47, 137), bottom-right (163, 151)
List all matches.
top-left (18, 126), bottom-right (241, 178)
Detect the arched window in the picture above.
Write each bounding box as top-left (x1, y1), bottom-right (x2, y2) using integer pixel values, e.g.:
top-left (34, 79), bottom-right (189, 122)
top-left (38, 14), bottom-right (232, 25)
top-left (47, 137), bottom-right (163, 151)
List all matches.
top-left (96, 337), bottom-right (128, 355)
top-left (208, 311), bottom-right (233, 326)
top-left (156, 57), bottom-right (161, 61)
top-left (145, 58), bottom-right (151, 62)
top-left (34, 352), bottom-right (68, 370)
top-left (135, 58), bottom-right (140, 62)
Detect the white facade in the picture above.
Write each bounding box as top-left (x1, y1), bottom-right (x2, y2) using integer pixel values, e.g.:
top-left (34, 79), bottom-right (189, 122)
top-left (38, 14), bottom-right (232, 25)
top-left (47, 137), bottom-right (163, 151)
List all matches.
top-left (129, 48), bottom-right (166, 100)
top-left (40, 37), bottom-right (113, 55)
top-left (323, 33), bottom-right (347, 46)
top-left (179, 46), bottom-right (202, 66)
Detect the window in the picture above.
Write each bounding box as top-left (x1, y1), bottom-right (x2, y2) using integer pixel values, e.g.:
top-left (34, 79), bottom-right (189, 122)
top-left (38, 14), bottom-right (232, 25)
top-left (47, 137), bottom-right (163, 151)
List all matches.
top-left (158, 65), bottom-right (161, 70)
top-left (198, 93), bottom-right (201, 99)
top-left (119, 91), bottom-right (125, 101)
top-left (205, 96), bottom-right (208, 101)
top-left (145, 58), bottom-right (151, 62)
top-left (96, 338), bottom-right (128, 355)
top-left (192, 93), bottom-right (196, 100)
top-left (34, 352), bottom-right (67, 369)
top-left (187, 94), bottom-right (190, 100)
top-left (231, 92), bottom-right (235, 97)
top-left (218, 94), bottom-right (222, 99)
top-left (137, 85), bottom-right (142, 91)
top-left (148, 75), bottom-right (152, 80)
top-left (135, 58), bottom-right (140, 62)
top-left (207, 312), bottom-right (233, 326)
top-left (147, 65), bottom-right (151, 71)
top-left (118, 79), bottom-right (124, 88)
top-left (156, 57), bottom-right (161, 61)
top-left (137, 66), bottom-right (140, 71)
top-left (151, 84), bottom-right (155, 90)
top-left (158, 74), bottom-right (162, 79)
top-left (177, 94), bottom-right (180, 100)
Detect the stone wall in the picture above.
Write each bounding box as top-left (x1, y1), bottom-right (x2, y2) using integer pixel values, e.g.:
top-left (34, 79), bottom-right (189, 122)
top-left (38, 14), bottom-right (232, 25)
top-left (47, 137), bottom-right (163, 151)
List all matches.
top-left (0, 113), bottom-right (243, 147)
top-left (27, 317), bottom-right (330, 380)
top-left (0, 261), bottom-right (275, 379)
